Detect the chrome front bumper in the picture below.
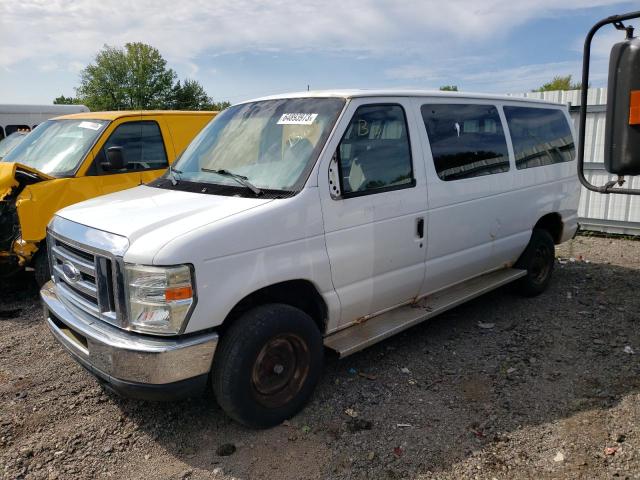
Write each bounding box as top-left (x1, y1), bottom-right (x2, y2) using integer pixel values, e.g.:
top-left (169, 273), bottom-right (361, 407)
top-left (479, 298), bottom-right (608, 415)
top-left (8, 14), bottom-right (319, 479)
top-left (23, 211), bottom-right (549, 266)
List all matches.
top-left (41, 281), bottom-right (218, 398)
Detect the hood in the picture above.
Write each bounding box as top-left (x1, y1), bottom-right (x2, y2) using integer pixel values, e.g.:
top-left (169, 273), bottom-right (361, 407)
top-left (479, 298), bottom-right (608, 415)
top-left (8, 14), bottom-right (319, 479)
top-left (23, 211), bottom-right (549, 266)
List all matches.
top-left (56, 185), bottom-right (274, 243)
top-left (0, 162), bottom-right (53, 199)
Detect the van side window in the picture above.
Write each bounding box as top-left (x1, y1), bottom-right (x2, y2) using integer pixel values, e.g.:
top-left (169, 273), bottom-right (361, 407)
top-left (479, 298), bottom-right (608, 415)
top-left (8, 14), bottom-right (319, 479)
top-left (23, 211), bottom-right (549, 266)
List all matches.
top-left (100, 121), bottom-right (168, 173)
top-left (338, 104), bottom-right (414, 196)
top-left (503, 107), bottom-right (575, 170)
top-left (421, 104), bottom-right (510, 181)
top-left (6, 125), bottom-right (31, 136)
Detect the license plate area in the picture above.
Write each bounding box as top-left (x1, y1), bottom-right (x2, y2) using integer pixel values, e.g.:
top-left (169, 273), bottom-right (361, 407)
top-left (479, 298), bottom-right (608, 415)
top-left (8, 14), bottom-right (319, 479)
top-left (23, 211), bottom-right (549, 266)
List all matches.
top-left (49, 311), bottom-right (89, 354)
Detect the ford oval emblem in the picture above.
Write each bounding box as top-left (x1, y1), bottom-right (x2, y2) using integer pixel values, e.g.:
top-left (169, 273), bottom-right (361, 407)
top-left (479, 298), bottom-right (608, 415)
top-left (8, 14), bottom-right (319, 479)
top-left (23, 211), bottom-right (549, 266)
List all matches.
top-left (62, 261), bottom-right (82, 284)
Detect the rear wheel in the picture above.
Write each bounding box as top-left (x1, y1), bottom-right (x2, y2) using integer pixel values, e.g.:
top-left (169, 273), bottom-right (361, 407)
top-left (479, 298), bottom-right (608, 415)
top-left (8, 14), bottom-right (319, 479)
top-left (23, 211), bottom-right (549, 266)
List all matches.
top-left (212, 303), bottom-right (324, 428)
top-left (515, 229), bottom-right (555, 297)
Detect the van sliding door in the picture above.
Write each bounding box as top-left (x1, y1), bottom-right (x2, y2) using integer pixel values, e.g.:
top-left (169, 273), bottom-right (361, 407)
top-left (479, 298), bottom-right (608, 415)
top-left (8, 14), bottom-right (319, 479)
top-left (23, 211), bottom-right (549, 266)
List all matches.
top-left (417, 101), bottom-right (516, 296)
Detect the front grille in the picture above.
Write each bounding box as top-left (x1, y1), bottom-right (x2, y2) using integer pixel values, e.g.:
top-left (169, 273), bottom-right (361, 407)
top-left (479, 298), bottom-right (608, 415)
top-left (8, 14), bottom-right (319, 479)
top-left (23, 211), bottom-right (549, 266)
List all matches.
top-left (50, 236), bottom-right (121, 326)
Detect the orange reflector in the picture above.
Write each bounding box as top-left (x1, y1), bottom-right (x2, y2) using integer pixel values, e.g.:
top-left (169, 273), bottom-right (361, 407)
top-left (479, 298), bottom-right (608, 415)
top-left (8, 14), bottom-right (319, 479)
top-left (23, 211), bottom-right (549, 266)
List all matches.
top-left (630, 90), bottom-right (640, 125)
top-left (165, 286), bottom-right (193, 301)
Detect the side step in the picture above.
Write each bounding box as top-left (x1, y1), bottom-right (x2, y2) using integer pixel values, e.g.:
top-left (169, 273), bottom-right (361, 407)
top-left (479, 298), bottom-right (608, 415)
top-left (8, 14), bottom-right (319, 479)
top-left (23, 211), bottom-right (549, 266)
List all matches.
top-left (324, 268), bottom-right (527, 357)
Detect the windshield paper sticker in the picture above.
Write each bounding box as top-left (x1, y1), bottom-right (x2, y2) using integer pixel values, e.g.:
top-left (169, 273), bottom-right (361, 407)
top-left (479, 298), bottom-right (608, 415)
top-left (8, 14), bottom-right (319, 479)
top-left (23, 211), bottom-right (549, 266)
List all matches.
top-left (277, 113), bottom-right (318, 125)
top-left (78, 121), bottom-right (102, 131)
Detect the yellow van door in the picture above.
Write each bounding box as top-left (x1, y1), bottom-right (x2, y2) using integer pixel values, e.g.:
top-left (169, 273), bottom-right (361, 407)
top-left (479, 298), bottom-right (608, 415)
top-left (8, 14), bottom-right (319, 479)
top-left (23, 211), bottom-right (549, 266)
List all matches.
top-left (77, 116), bottom-right (172, 197)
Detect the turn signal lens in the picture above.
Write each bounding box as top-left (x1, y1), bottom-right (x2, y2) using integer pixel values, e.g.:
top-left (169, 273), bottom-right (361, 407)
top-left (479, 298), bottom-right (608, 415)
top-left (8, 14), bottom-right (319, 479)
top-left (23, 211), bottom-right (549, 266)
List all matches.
top-left (165, 285), bottom-right (193, 301)
top-left (630, 90), bottom-right (640, 125)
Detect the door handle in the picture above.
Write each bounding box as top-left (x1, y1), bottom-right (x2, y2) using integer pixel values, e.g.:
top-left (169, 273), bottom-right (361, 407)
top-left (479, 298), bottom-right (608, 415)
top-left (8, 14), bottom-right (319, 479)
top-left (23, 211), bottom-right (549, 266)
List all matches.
top-left (416, 218), bottom-right (424, 239)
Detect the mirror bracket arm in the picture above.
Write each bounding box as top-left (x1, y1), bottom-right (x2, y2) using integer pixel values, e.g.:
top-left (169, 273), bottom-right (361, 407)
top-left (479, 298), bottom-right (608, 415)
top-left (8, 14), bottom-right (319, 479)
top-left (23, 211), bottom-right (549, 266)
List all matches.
top-left (328, 151), bottom-right (342, 200)
top-left (613, 20), bottom-right (635, 40)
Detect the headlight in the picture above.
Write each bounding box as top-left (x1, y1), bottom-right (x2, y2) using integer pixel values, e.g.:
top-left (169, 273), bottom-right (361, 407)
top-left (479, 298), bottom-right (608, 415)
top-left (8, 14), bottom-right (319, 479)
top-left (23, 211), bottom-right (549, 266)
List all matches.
top-left (124, 264), bottom-right (195, 335)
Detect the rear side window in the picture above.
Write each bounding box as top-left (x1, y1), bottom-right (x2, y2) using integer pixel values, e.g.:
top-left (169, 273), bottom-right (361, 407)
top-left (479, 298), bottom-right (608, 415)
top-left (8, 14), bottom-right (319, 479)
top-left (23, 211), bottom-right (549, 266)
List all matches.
top-left (338, 104), bottom-right (414, 196)
top-left (503, 107), bottom-right (575, 170)
top-left (101, 120), bottom-right (168, 172)
top-left (421, 104), bottom-right (510, 181)
top-left (6, 125), bottom-right (31, 135)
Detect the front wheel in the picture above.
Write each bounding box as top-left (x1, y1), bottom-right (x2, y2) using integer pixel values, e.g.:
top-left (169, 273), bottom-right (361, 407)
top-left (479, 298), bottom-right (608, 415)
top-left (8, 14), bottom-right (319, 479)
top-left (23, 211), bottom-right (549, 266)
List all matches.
top-left (514, 229), bottom-right (555, 297)
top-left (212, 304), bottom-right (324, 428)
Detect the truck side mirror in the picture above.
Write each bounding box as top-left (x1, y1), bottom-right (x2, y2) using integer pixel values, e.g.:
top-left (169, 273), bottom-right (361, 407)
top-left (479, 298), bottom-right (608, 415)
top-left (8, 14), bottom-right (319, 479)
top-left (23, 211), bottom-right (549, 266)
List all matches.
top-left (101, 146), bottom-right (125, 171)
top-left (604, 36), bottom-right (640, 175)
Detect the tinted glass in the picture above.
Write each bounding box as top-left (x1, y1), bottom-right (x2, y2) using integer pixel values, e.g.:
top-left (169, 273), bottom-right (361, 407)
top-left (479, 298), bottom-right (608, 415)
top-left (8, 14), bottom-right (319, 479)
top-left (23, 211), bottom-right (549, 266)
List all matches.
top-left (103, 121), bottom-right (167, 172)
top-left (503, 106), bottom-right (574, 170)
top-left (6, 125), bottom-right (30, 135)
top-left (338, 104), bottom-right (413, 195)
top-left (421, 104), bottom-right (509, 181)
top-left (172, 98), bottom-right (345, 192)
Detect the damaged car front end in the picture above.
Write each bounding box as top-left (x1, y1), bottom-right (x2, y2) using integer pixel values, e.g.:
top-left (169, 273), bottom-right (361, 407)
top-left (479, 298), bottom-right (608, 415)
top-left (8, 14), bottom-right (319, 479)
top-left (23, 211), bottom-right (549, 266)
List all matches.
top-left (0, 162), bottom-right (52, 277)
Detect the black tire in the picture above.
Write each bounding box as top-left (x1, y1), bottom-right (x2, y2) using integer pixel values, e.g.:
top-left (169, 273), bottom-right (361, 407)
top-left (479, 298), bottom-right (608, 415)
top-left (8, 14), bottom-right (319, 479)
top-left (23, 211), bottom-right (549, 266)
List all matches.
top-left (212, 303), bottom-right (324, 428)
top-left (0, 264), bottom-right (21, 282)
top-left (34, 249), bottom-right (51, 288)
top-left (514, 229), bottom-right (555, 297)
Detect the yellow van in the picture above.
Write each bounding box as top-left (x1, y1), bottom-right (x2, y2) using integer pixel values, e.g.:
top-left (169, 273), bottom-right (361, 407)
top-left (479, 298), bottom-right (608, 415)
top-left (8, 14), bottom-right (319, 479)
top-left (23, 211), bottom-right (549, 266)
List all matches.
top-left (0, 110), bottom-right (216, 284)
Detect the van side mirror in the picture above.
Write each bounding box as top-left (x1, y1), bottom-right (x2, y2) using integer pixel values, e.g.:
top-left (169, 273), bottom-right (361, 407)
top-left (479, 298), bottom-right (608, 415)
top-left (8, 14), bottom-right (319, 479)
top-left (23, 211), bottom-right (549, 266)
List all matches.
top-left (101, 146), bottom-right (125, 171)
top-left (577, 11), bottom-right (640, 195)
top-left (604, 36), bottom-right (640, 175)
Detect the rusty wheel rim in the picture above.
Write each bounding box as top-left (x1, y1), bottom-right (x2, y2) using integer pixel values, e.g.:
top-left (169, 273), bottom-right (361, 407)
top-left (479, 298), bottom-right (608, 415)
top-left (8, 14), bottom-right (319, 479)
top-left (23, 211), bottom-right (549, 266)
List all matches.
top-left (251, 334), bottom-right (310, 409)
top-left (530, 244), bottom-right (552, 285)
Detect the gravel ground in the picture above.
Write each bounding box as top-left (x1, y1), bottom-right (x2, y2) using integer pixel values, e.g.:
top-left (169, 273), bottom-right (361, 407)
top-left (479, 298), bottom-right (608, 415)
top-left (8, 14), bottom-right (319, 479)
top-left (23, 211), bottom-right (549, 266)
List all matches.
top-left (1, 234), bottom-right (639, 480)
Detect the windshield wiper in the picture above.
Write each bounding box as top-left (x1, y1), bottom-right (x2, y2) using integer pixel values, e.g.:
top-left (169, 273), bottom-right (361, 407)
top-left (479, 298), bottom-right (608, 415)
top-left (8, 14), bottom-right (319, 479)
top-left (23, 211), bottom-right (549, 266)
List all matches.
top-left (168, 165), bottom-right (183, 185)
top-left (201, 168), bottom-right (262, 195)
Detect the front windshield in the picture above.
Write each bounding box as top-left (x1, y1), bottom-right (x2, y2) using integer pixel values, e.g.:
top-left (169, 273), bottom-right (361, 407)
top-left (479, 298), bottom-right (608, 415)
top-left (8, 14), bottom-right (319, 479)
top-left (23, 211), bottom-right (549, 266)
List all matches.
top-left (0, 132), bottom-right (28, 159)
top-left (3, 119), bottom-right (108, 176)
top-left (171, 97), bottom-right (345, 192)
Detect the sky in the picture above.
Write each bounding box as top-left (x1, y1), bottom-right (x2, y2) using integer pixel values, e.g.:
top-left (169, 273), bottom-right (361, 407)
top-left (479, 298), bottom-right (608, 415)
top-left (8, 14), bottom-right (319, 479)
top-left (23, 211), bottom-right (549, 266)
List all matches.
top-left (0, 0), bottom-right (638, 105)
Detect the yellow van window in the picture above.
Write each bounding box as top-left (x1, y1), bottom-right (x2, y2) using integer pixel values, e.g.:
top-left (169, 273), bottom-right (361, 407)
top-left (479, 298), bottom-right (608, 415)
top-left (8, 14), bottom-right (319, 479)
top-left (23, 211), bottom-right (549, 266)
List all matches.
top-left (100, 121), bottom-right (168, 172)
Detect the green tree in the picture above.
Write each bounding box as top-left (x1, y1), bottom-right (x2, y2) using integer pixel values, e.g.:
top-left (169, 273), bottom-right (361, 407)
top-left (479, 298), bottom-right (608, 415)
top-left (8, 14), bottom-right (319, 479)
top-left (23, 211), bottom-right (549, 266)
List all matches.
top-left (209, 100), bottom-right (231, 111)
top-left (439, 85), bottom-right (459, 91)
top-left (76, 43), bottom-right (177, 110)
top-left (53, 95), bottom-right (82, 105)
top-left (534, 75), bottom-right (582, 92)
top-left (171, 79), bottom-right (213, 110)
top-left (169, 80), bottom-right (231, 111)
top-left (66, 42), bottom-right (229, 111)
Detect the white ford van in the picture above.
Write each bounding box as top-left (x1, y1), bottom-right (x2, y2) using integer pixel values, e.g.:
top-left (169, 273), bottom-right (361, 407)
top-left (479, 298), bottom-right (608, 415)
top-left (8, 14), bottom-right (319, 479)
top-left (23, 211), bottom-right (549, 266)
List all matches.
top-left (41, 90), bottom-right (580, 427)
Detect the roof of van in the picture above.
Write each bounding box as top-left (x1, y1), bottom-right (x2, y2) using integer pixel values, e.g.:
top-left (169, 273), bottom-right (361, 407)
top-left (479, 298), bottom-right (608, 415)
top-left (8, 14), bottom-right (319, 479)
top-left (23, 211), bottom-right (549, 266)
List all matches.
top-left (53, 110), bottom-right (218, 120)
top-left (244, 89), bottom-right (566, 106)
top-left (0, 104), bottom-right (89, 114)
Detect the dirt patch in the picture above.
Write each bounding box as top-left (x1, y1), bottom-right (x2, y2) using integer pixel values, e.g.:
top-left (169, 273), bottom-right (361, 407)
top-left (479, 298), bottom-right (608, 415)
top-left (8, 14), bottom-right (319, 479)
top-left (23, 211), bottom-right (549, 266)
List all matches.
top-left (1, 235), bottom-right (639, 479)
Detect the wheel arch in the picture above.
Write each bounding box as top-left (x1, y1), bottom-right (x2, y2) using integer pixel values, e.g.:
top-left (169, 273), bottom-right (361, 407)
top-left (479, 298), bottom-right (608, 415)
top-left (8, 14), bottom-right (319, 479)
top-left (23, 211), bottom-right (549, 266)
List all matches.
top-left (533, 212), bottom-right (564, 245)
top-left (220, 279), bottom-right (329, 335)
